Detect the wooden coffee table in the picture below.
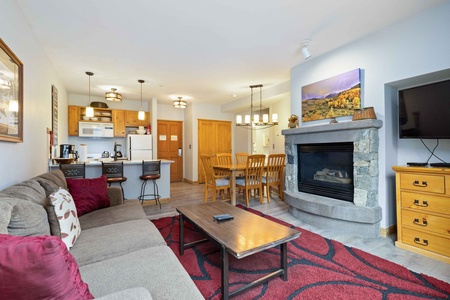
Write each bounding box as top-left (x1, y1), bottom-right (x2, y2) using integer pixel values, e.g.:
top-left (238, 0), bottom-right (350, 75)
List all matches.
top-left (176, 202), bottom-right (300, 300)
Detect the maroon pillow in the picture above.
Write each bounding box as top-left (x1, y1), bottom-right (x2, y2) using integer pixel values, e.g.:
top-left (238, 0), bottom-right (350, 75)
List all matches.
top-left (0, 234), bottom-right (94, 299)
top-left (66, 175), bottom-right (110, 217)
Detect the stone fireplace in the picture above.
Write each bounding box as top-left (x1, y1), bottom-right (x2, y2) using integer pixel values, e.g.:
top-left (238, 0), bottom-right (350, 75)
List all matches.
top-left (282, 119), bottom-right (383, 237)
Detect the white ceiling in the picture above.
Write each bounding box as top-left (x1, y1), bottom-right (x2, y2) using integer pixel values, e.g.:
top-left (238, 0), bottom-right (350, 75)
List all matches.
top-left (17, 0), bottom-right (443, 107)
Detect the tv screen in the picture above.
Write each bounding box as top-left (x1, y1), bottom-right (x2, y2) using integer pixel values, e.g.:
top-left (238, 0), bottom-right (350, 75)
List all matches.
top-left (399, 79), bottom-right (450, 139)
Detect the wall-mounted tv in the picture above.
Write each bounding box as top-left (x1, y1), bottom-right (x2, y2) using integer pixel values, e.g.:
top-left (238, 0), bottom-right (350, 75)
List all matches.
top-left (399, 79), bottom-right (450, 139)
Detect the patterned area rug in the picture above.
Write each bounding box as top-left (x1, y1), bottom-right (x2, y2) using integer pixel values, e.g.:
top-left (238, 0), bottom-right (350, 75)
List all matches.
top-left (152, 205), bottom-right (450, 300)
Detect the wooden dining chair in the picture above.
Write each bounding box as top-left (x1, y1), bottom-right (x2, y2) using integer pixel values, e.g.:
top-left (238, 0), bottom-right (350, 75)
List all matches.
top-left (235, 154), bottom-right (265, 206)
top-left (235, 152), bottom-right (249, 165)
top-left (200, 154), bottom-right (230, 202)
top-left (263, 154), bottom-right (286, 202)
top-left (215, 153), bottom-right (232, 178)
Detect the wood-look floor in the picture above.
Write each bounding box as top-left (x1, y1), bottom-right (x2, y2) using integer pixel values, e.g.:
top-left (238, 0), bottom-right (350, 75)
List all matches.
top-left (142, 181), bottom-right (450, 283)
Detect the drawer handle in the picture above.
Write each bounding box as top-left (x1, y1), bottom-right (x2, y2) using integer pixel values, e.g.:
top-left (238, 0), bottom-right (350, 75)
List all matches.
top-left (413, 180), bottom-right (428, 187)
top-left (413, 199), bottom-right (428, 207)
top-left (414, 237), bottom-right (428, 246)
top-left (413, 218), bottom-right (428, 226)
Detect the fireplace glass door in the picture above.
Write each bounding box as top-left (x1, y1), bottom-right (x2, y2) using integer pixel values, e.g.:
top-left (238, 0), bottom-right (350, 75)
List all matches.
top-left (298, 142), bottom-right (354, 202)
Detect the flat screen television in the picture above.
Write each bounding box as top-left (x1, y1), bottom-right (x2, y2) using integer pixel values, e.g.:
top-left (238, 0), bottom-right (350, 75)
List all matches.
top-left (399, 79), bottom-right (450, 139)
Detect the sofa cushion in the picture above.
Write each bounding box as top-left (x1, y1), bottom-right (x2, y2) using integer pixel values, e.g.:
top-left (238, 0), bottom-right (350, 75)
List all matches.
top-left (79, 246), bottom-right (203, 299)
top-left (78, 200), bottom-right (147, 230)
top-left (1, 179), bottom-right (47, 206)
top-left (0, 234), bottom-right (94, 300)
top-left (0, 202), bottom-right (12, 234)
top-left (34, 169), bottom-right (68, 197)
top-left (1, 196), bottom-right (50, 236)
top-left (48, 188), bottom-right (81, 249)
top-left (70, 219), bottom-right (166, 267)
top-left (66, 176), bottom-right (110, 217)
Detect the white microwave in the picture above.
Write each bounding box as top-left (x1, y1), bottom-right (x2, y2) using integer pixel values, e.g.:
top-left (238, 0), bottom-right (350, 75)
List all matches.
top-left (79, 122), bottom-right (114, 138)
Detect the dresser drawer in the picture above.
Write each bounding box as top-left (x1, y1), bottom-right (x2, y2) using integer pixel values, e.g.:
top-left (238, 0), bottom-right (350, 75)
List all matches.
top-left (401, 209), bottom-right (450, 237)
top-left (402, 227), bottom-right (450, 257)
top-left (401, 191), bottom-right (450, 215)
top-left (400, 173), bottom-right (445, 194)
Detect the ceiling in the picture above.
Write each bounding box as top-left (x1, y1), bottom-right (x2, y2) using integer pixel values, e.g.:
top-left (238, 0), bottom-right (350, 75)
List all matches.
top-left (17, 0), bottom-right (443, 107)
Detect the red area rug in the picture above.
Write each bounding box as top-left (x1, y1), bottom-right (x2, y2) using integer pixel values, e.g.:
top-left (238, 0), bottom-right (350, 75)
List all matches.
top-left (152, 205), bottom-right (450, 299)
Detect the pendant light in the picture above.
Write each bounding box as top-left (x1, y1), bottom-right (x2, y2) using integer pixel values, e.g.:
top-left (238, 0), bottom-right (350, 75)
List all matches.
top-left (138, 79), bottom-right (145, 120)
top-left (105, 88), bottom-right (122, 102)
top-left (85, 72), bottom-right (94, 118)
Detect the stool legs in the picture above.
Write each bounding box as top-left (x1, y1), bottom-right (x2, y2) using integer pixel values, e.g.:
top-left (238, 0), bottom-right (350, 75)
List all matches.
top-left (139, 179), bottom-right (161, 209)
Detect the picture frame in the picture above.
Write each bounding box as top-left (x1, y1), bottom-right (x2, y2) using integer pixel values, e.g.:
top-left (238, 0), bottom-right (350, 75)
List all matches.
top-left (0, 38), bottom-right (23, 143)
top-left (301, 68), bottom-right (362, 122)
top-left (52, 85), bottom-right (58, 145)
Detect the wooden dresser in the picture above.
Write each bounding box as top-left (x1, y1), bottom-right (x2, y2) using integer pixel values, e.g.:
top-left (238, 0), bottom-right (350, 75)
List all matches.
top-left (392, 166), bottom-right (450, 263)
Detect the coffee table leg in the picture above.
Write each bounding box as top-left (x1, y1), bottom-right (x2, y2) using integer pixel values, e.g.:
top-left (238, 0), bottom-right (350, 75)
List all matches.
top-left (179, 214), bottom-right (185, 255)
top-left (221, 245), bottom-right (229, 300)
top-left (280, 243), bottom-right (287, 281)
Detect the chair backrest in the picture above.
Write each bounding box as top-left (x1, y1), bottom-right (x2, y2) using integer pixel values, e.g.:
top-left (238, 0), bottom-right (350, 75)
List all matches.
top-left (266, 154), bottom-right (286, 183)
top-left (200, 154), bottom-right (215, 186)
top-left (142, 160), bottom-right (161, 176)
top-left (216, 153), bottom-right (232, 165)
top-left (244, 154), bottom-right (265, 185)
top-left (59, 163), bottom-right (85, 179)
top-left (235, 152), bottom-right (249, 165)
top-left (102, 161), bottom-right (124, 178)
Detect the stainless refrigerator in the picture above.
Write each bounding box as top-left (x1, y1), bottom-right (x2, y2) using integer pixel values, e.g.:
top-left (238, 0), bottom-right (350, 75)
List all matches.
top-left (127, 134), bottom-right (153, 161)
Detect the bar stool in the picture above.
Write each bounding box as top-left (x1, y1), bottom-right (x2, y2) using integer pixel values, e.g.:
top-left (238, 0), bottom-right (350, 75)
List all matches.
top-left (102, 161), bottom-right (127, 199)
top-left (59, 163), bottom-right (85, 179)
top-left (138, 160), bottom-right (161, 208)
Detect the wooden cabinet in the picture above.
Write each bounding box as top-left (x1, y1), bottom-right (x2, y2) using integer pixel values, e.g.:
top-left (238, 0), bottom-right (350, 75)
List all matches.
top-left (125, 111), bottom-right (149, 127)
top-left (113, 110), bottom-right (126, 137)
top-left (68, 105), bottom-right (150, 137)
top-left (392, 166), bottom-right (450, 263)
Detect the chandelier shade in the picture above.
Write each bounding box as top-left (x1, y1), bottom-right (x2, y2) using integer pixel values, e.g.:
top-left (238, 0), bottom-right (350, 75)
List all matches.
top-left (173, 97), bottom-right (187, 108)
top-left (105, 88), bottom-right (122, 102)
top-left (236, 84), bottom-right (278, 129)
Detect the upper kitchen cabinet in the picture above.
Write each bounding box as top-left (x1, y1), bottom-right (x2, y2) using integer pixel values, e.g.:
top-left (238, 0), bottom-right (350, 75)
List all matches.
top-left (68, 106), bottom-right (80, 136)
top-left (125, 111), bottom-right (150, 127)
top-left (113, 110), bottom-right (126, 137)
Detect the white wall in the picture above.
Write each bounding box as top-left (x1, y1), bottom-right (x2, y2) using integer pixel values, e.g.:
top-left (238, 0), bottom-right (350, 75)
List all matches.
top-left (290, 1), bottom-right (450, 228)
top-left (0, 0), bottom-right (67, 189)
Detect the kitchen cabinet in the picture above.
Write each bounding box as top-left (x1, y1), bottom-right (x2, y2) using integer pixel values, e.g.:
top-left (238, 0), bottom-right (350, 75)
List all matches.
top-left (68, 106), bottom-right (80, 136)
top-left (113, 110), bottom-right (126, 137)
top-left (125, 111), bottom-right (149, 127)
top-left (392, 166), bottom-right (450, 264)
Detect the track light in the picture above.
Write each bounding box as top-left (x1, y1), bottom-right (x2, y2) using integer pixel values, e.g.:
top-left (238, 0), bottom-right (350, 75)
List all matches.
top-left (301, 40), bottom-right (311, 60)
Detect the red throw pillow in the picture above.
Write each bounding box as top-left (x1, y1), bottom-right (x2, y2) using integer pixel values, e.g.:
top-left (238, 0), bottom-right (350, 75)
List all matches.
top-left (0, 234), bottom-right (94, 299)
top-left (66, 175), bottom-right (110, 217)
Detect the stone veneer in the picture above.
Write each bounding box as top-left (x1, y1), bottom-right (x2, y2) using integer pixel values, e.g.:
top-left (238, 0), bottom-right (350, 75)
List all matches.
top-left (282, 119), bottom-right (383, 237)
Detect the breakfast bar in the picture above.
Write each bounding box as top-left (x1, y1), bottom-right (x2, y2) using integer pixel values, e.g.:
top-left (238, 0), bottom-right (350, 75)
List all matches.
top-left (49, 159), bottom-right (173, 200)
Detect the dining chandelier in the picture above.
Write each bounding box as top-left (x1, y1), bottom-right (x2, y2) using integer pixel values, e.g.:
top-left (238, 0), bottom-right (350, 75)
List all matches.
top-left (236, 84), bottom-right (278, 129)
top-left (173, 96), bottom-right (187, 108)
top-left (105, 88), bottom-right (122, 102)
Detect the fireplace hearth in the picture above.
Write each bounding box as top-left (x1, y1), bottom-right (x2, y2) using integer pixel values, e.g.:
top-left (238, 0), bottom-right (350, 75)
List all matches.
top-left (282, 119), bottom-right (383, 238)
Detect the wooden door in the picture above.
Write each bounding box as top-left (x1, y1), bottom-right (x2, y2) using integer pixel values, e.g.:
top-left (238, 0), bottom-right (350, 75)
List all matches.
top-left (198, 119), bottom-right (232, 183)
top-left (157, 120), bottom-right (183, 182)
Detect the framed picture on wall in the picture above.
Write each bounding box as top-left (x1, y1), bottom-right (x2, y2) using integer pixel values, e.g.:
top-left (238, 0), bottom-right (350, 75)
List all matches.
top-left (52, 85), bottom-right (58, 145)
top-left (301, 68), bottom-right (362, 122)
top-left (0, 38), bottom-right (23, 143)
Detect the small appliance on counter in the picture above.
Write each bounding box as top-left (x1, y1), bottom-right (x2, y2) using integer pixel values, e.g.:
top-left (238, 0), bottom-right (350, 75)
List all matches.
top-left (127, 134), bottom-right (152, 160)
top-left (113, 142), bottom-right (124, 161)
top-left (60, 144), bottom-right (75, 158)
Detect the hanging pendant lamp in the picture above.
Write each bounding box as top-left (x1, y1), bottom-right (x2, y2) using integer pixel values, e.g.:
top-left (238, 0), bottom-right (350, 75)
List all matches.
top-left (85, 72), bottom-right (94, 118)
top-left (138, 80), bottom-right (145, 120)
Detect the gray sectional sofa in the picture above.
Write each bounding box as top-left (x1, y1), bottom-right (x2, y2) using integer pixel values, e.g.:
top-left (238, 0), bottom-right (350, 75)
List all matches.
top-left (0, 170), bottom-right (203, 299)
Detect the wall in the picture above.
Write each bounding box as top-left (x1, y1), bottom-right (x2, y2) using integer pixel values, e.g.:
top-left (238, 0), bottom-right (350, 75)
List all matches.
top-left (290, 1), bottom-right (450, 228)
top-left (0, 0), bottom-right (67, 189)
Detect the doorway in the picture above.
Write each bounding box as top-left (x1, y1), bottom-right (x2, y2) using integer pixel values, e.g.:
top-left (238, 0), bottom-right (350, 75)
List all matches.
top-left (157, 120), bottom-right (183, 182)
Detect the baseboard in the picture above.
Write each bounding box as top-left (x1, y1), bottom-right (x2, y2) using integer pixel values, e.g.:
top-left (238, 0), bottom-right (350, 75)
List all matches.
top-left (183, 178), bottom-right (199, 185)
top-left (380, 224), bottom-right (397, 237)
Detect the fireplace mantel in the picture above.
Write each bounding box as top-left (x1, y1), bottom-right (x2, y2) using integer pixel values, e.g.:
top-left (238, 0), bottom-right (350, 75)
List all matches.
top-left (282, 119), bottom-right (383, 237)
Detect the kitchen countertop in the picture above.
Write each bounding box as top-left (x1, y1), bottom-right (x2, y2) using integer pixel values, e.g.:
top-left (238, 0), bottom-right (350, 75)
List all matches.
top-left (49, 158), bottom-right (173, 167)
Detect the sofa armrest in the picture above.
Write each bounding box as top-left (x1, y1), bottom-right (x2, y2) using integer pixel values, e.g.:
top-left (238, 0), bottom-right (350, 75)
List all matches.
top-left (107, 187), bottom-right (123, 206)
top-left (94, 287), bottom-right (152, 300)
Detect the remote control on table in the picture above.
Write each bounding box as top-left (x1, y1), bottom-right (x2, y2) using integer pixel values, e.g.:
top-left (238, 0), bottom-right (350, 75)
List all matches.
top-left (213, 214), bottom-right (234, 222)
